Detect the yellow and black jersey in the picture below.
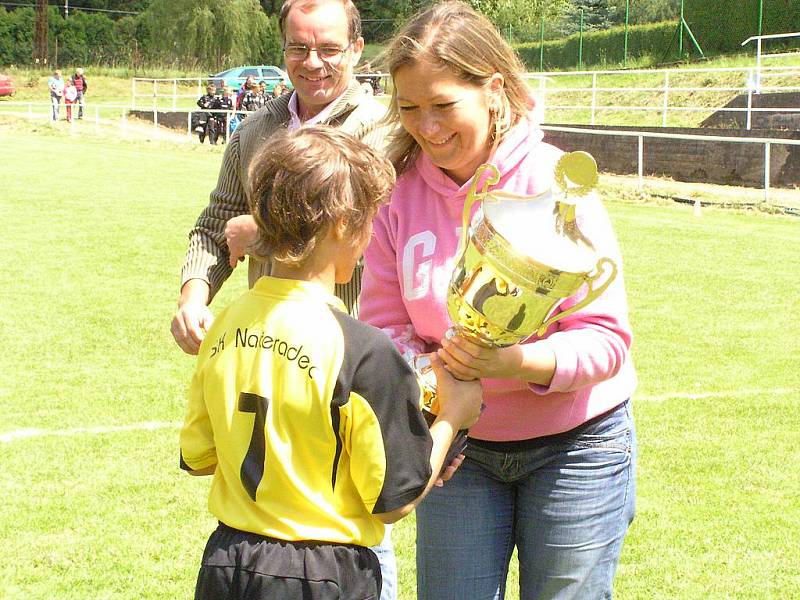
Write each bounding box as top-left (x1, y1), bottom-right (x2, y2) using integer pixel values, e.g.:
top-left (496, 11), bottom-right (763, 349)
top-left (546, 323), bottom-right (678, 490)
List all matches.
top-left (180, 276), bottom-right (432, 547)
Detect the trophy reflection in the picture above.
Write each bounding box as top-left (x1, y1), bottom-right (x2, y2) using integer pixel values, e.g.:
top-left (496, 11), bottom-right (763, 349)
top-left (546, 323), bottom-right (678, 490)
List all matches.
top-left (413, 151), bottom-right (617, 444)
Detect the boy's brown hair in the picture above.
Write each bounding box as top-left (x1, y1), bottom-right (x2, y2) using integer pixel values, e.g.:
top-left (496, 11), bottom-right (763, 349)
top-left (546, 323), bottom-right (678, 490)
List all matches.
top-left (248, 126), bottom-right (395, 266)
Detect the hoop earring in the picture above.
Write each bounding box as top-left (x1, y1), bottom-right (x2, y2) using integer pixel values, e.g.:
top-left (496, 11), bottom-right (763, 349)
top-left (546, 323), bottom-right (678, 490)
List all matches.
top-left (489, 106), bottom-right (501, 141)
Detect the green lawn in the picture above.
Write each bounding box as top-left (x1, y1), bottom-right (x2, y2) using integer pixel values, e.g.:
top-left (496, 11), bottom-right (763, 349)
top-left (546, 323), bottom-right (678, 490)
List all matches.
top-left (1, 120), bottom-right (798, 599)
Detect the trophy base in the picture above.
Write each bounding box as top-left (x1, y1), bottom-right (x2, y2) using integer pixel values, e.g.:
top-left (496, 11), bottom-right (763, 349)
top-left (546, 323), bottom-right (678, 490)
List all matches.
top-left (423, 410), bottom-right (468, 475)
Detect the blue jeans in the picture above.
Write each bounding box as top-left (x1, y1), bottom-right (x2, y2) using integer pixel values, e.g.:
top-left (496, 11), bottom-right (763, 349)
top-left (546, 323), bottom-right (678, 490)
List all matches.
top-left (416, 400), bottom-right (636, 600)
top-left (371, 526), bottom-right (396, 600)
top-left (50, 93), bottom-right (61, 121)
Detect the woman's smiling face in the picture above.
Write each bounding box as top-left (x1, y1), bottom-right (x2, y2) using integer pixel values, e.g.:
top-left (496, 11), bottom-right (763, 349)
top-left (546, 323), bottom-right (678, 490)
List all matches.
top-left (394, 61), bottom-right (501, 185)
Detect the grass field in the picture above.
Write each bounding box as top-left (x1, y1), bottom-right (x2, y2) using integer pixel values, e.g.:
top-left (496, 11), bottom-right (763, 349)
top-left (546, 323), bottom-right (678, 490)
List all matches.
top-left (1, 119), bottom-right (798, 599)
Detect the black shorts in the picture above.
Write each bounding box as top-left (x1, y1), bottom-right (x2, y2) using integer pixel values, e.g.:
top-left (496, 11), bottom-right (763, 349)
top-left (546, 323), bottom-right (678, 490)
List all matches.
top-left (194, 522), bottom-right (381, 600)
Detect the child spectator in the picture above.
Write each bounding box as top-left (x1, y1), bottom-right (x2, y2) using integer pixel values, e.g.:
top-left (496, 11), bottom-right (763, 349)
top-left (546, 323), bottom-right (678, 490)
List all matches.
top-left (217, 88), bottom-right (234, 143)
top-left (238, 79), bottom-right (261, 114)
top-left (179, 126), bottom-right (482, 600)
top-left (235, 75), bottom-right (255, 110)
top-left (70, 68), bottom-right (88, 119)
top-left (63, 78), bottom-right (77, 122)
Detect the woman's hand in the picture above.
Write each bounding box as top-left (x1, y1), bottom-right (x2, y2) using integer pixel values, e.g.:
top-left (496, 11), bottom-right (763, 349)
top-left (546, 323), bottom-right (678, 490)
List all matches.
top-left (437, 334), bottom-right (522, 380)
top-left (224, 214), bottom-right (259, 267)
top-left (437, 333), bottom-right (557, 386)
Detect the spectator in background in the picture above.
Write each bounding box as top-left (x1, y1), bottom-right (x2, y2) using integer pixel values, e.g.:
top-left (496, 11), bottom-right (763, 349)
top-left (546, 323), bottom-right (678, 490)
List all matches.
top-left (196, 83), bottom-right (220, 144)
top-left (239, 79), bottom-right (262, 114)
top-left (360, 61), bottom-right (383, 96)
top-left (63, 78), bottom-right (77, 122)
top-left (218, 87), bottom-right (234, 143)
top-left (235, 75), bottom-right (255, 110)
top-left (272, 82), bottom-right (292, 98)
top-left (257, 81), bottom-right (268, 105)
top-left (70, 68), bottom-right (88, 119)
top-left (48, 69), bottom-right (64, 121)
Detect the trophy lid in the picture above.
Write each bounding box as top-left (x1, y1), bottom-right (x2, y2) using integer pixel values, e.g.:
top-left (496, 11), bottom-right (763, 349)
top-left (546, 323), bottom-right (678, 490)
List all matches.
top-left (482, 191), bottom-right (596, 274)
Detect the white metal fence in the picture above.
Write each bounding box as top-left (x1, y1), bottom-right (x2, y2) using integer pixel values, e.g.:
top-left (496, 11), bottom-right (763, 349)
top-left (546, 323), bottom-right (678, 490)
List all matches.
top-left (0, 100), bottom-right (256, 142)
top-left (525, 64), bottom-right (800, 130)
top-left (3, 100), bottom-right (797, 207)
top-left (131, 77), bottom-right (207, 111)
top-left (131, 75), bottom-right (291, 111)
top-left (541, 124), bottom-right (800, 203)
top-left (741, 32), bottom-right (800, 93)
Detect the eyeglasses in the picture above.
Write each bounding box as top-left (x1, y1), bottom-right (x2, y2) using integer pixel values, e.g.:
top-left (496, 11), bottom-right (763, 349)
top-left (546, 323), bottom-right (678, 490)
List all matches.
top-left (283, 42), bottom-right (353, 62)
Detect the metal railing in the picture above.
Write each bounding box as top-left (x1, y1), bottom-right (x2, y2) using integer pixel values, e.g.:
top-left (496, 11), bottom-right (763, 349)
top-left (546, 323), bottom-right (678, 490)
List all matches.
top-left (542, 124), bottom-right (800, 203)
top-left (741, 31), bottom-right (800, 93)
top-left (0, 100), bottom-right (263, 143)
top-left (524, 63), bottom-right (800, 130)
top-left (131, 76), bottom-right (288, 111)
top-left (4, 100), bottom-right (797, 204)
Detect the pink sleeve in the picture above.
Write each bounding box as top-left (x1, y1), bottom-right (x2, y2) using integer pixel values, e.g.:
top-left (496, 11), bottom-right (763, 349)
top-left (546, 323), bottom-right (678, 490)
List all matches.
top-left (359, 206), bottom-right (428, 360)
top-left (529, 199), bottom-right (633, 394)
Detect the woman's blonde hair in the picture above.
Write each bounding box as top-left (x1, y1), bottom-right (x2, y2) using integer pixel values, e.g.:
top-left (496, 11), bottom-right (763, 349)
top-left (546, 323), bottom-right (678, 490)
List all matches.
top-left (248, 126), bottom-right (395, 266)
top-left (382, 1), bottom-right (531, 176)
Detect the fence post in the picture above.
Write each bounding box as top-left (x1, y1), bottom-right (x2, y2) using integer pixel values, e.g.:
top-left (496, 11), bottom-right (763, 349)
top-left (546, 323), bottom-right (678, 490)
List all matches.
top-left (538, 77), bottom-right (547, 124)
top-left (623, 0), bottom-right (630, 67)
top-left (763, 142), bottom-right (771, 202)
top-left (591, 72), bottom-right (597, 125)
top-left (153, 106), bottom-right (158, 130)
top-left (152, 79), bottom-right (157, 114)
top-left (637, 135), bottom-right (644, 192)
top-left (173, 79), bottom-right (178, 111)
top-left (746, 74), bottom-right (754, 130)
top-left (755, 38), bottom-right (762, 94)
top-left (539, 16), bottom-right (545, 71)
top-left (187, 111), bottom-right (193, 140)
top-left (662, 71), bottom-right (670, 127)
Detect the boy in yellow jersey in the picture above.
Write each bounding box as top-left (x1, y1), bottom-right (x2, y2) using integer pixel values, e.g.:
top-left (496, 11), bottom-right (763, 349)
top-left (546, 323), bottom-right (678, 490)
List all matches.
top-left (180, 126), bottom-right (483, 600)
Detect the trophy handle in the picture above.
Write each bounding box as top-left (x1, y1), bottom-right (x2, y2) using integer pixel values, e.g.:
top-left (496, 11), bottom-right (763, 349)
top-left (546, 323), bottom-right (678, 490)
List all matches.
top-left (459, 164), bottom-right (501, 258)
top-left (535, 257), bottom-right (618, 336)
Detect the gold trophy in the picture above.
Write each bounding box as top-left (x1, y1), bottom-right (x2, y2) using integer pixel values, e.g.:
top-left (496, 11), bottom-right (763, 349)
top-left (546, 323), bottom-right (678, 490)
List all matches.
top-left (415, 151), bottom-right (617, 430)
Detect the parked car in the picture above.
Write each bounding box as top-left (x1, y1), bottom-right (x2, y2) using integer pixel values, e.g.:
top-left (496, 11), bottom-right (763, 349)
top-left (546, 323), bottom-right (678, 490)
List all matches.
top-left (0, 74), bottom-right (15, 97)
top-left (208, 65), bottom-right (290, 93)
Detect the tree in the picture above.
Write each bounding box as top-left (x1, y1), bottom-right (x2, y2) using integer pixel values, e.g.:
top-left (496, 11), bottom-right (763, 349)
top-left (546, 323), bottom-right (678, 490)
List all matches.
top-left (628, 0), bottom-right (680, 24)
top-left (556, 0), bottom-right (621, 36)
top-left (143, 0), bottom-right (281, 68)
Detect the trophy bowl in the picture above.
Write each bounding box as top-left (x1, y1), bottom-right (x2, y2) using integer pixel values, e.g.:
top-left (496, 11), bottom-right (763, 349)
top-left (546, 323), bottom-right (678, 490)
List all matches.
top-left (415, 152), bottom-right (617, 415)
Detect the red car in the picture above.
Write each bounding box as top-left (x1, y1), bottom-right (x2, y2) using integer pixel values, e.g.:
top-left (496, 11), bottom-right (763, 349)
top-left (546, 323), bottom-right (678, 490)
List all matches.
top-left (0, 74), bottom-right (15, 97)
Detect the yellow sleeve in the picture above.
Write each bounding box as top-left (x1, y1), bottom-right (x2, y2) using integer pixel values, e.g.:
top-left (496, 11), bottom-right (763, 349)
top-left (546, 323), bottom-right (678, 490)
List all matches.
top-left (179, 366), bottom-right (217, 472)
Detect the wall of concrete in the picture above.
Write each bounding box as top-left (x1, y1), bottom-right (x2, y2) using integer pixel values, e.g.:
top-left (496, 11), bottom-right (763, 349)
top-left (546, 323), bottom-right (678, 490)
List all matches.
top-left (542, 125), bottom-right (800, 188)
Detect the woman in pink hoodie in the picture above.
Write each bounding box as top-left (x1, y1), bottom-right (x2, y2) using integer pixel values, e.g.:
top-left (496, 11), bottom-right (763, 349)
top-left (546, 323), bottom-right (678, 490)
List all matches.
top-left (358, 3), bottom-right (637, 599)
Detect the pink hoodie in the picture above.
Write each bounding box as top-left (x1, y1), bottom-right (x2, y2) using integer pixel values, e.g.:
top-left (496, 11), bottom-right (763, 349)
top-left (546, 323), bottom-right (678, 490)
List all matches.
top-left (360, 118), bottom-right (637, 441)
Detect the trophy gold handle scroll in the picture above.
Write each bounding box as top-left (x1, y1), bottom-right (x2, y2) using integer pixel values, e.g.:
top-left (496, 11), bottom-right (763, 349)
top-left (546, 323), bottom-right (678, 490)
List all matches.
top-left (535, 256), bottom-right (618, 336)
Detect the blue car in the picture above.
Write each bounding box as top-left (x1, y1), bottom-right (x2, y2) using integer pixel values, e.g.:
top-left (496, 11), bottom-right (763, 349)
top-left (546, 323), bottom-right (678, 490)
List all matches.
top-left (209, 65), bottom-right (291, 93)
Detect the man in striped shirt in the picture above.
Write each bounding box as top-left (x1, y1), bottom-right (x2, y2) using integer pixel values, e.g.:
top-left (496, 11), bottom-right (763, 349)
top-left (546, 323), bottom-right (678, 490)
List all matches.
top-left (172, 0), bottom-right (391, 355)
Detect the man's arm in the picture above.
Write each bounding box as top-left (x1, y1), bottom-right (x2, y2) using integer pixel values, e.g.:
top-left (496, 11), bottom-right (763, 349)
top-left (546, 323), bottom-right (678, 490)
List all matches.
top-left (172, 131), bottom-right (248, 354)
top-left (171, 279), bottom-right (214, 355)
